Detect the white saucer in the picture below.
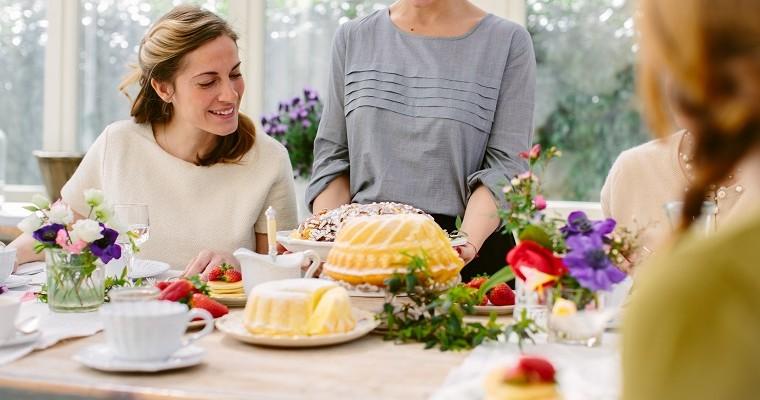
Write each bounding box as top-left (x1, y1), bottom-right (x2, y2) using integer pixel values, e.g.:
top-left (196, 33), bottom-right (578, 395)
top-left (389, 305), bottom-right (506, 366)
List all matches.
top-left (0, 330), bottom-right (41, 348)
top-left (73, 344), bottom-right (205, 372)
top-left (129, 259), bottom-right (171, 279)
top-left (473, 304), bottom-right (514, 315)
top-left (1, 275), bottom-right (32, 289)
top-left (216, 309), bottom-right (379, 348)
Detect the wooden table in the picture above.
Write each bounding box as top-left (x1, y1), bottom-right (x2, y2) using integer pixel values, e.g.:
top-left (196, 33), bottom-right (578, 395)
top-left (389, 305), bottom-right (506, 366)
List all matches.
top-left (0, 297), bottom-right (499, 400)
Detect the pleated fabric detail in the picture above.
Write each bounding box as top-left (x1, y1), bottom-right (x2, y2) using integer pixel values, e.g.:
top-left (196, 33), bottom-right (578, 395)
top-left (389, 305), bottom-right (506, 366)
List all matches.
top-left (344, 67), bottom-right (500, 134)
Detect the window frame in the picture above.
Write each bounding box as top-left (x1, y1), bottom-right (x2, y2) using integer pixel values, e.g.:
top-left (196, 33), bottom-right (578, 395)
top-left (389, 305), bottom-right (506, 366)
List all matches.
top-left (7, 0), bottom-right (523, 201)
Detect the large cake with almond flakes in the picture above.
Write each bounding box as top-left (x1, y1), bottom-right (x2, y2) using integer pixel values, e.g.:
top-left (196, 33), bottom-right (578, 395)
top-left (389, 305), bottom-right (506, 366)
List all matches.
top-left (295, 202), bottom-right (429, 242)
top-left (323, 214), bottom-right (464, 287)
top-left (243, 279), bottom-right (355, 336)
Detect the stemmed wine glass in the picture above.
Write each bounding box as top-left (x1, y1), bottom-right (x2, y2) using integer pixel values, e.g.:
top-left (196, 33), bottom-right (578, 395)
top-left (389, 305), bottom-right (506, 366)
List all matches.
top-left (113, 203), bottom-right (150, 277)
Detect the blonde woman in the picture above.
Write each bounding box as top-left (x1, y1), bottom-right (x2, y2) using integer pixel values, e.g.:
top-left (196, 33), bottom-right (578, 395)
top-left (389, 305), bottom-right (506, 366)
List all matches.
top-left (623, 1), bottom-right (760, 398)
top-left (10, 6), bottom-right (297, 276)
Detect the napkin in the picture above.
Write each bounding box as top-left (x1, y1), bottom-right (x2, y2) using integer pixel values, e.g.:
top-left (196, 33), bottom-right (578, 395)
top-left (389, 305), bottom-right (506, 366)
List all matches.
top-left (431, 335), bottom-right (622, 400)
top-left (0, 301), bottom-right (103, 366)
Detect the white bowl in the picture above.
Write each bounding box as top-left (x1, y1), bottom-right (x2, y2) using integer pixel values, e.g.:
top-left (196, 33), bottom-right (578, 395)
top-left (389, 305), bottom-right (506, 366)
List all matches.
top-left (0, 247), bottom-right (16, 284)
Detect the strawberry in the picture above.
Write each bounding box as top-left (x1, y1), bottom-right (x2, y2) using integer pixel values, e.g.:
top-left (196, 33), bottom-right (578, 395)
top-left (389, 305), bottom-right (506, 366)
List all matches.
top-left (487, 283), bottom-right (515, 306)
top-left (504, 356), bottom-right (556, 384)
top-left (466, 276), bottom-right (488, 289)
top-left (190, 293), bottom-right (229, 318)
top-left (479, 294), bottom-right (488, 306)
top-left (155, 281), bottom-right (171, 291)
top-left (207, 265), bottom-right (225, 282)
top-left (157, 279), bottom-right (194, 302)
top-left (223, 269), bottom-right (242, 283)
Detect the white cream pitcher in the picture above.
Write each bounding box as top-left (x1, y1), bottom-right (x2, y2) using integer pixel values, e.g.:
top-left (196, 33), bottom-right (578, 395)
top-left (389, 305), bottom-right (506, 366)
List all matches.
top-left (233, 248), bottom-right (321, 295)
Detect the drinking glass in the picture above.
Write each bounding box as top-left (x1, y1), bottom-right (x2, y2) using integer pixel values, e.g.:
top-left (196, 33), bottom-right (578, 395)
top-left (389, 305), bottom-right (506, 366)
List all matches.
top-left (113, 203), bottom-right (150, 277)
top-left (664, 201), bottom-right (716, 236)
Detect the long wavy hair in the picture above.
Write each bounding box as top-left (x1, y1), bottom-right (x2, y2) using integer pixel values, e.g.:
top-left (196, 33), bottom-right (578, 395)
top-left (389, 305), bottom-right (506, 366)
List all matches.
top-left (118, 5), bottom-right (255, 166)
top-left (637, 0), bottom-right (760, 231)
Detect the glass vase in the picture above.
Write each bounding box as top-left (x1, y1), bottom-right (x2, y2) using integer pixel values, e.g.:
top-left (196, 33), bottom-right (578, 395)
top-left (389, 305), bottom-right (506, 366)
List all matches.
top-left (45, 249), bottom-right (105, 313)
top-left (547, 288), bottom-right (607, 347)
top-left (513, 278), bottom-right (549, 329)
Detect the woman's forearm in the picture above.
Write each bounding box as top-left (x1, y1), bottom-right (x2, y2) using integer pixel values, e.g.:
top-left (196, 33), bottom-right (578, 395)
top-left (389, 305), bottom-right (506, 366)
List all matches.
top-left (8, 233), bottom-right (45, 271)
top-left (460, 185), bottom-right (500, 252)
top-left (312, 174), bottom-right (351, 213)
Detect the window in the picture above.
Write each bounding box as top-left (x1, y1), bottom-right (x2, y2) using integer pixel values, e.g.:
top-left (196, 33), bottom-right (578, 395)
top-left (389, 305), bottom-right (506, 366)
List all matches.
top-left (77, 0), bottom-right (229, 151)
top-left (262, 0), bottom-right (392, 116)
top-left (0, 0), bottom-right (46, 185)
top-left (528, 0), bottom-right (646, 201)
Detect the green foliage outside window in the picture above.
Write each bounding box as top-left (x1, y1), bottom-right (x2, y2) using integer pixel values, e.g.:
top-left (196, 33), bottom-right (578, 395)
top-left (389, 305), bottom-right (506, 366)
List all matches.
top-left (528, 0), bottom-right (650, 201)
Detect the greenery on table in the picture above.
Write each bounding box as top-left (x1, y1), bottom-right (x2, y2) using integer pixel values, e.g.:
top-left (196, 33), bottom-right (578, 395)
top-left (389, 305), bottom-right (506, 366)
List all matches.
top-left (378, 254), bottom-right (514, 351)
top-left (504, 308), bottom-right (544, 352)
top-left (528, 0), bottom-right (649, 201)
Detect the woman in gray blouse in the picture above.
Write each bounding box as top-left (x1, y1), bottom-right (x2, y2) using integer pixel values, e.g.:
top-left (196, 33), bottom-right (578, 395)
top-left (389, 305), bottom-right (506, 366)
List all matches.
top-left (306, 0), bottom-right (535, 279)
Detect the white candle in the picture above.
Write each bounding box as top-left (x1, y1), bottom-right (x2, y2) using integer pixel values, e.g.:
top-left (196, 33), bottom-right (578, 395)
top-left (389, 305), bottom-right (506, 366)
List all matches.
top-left (265, 206), bottom-right (277, 260)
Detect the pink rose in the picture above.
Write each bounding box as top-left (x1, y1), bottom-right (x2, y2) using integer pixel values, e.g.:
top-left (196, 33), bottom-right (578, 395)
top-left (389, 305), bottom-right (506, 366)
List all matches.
top-left (534, 195), bottom-right (547, 210)
top-left (55, 229), bottom-right (87, 254)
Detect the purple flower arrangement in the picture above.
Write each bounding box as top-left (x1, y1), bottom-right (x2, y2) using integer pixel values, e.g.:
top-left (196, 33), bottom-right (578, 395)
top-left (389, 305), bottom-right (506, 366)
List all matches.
top-left (261, 87), bottom-right (322, 178)
top-left (18, 189), bottom-right (125, 265)
top-left (502, 145), bottom-right (638, 304)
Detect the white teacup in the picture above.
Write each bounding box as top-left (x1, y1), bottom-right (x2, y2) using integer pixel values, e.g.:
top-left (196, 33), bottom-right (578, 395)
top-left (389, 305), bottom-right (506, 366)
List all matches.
top-left (99, 300), bottom-right (213, 361)
top-left (0, 296), bottom-right (21, 342)
top-left (0, 247), bottom-right (16, 283)
top-left (234, 248), bottom-right (321, 295)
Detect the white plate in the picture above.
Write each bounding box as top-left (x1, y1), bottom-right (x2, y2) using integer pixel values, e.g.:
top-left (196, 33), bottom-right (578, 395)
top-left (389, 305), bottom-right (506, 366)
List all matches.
top-left (473, 304), bottom-right (514, 315)
top-left (277, 230), bottom-right (467, 260)
top-left (216, 309), bottom-right (379, 348)
top-left (0, 330), bottom-right (41, 348)
top-left (1, 275), bottom-right (31, 289)
top-left (14, 262), bottom-right (45, 276)
top-left (73, 344), bottom-right (205, 372)
top-left (129, 259), bottom-right (171, 279)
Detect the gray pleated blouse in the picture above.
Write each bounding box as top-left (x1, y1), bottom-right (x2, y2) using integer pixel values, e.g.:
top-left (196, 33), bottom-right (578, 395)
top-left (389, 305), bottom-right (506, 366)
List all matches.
top-left (306, 9), bottom-right (535, 217)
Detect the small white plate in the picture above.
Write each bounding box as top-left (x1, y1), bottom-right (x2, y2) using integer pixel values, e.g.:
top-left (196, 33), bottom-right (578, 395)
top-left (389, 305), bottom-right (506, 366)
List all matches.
top-left (0, 330), bottom-right (41, 348)
top-left (473, 304), bottom-right (514, 315)
top-left (14, 262), bottom-right (45, 276)
top-left (129, 259), bottom-right (171, 279)
top-left (73, 344), bottom-right (205, 372)
top-left (1, 275), bottom-right (32, 289)
top-left (216, 309), bottom-right (379, 348)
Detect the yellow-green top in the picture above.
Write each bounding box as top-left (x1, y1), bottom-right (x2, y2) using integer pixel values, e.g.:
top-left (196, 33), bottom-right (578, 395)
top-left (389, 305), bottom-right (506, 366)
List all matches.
top-left (623, 210), bottom-right (760, 399)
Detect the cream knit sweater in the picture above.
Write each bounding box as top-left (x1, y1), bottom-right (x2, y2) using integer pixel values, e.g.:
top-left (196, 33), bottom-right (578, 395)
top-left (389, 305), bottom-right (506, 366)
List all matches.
top-left (601, 130), bottom-right (760, 258)
top-left (61, 120), bottom-right (298, 269)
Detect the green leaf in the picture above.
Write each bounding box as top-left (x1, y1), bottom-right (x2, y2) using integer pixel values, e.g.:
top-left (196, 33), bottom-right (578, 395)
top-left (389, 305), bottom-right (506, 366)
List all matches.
top-left (518, 224), bottom-right (554, 249)
top-left (455, 215), bottom-right (463, 230)
top-left (477, 267), bottom-right (515, 299)
top-left (23, 205), bottom-right (40, 212)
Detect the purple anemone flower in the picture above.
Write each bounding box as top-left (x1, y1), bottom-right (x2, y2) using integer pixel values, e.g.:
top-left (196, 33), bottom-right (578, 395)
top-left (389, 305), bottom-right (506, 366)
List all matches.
top-left (90, 224), bottom-right (121, 264)
top-left (33, 224), bottom-right (65, 245)
top-left (291, 96), bottom-right (301, 106)
top-left (561, 211), bottom-right (616, 238)
top-left (564, 234), bottom-right (626, 291)
top-left (301, 119), bottom-right (312, 129)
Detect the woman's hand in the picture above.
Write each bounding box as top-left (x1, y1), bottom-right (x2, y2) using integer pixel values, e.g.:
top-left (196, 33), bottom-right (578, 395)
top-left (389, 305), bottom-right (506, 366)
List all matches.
top-left (455, 241), bottom-right (479, 265)
top-left (182, 250), bottom-right (239, 280)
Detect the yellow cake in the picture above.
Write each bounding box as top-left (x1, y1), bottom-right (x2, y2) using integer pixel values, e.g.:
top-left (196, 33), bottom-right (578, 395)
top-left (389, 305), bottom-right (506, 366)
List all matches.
top-left (484, 357), bottom-right (561, 400)
top-left (323, 214), bottom-right (464, 286)
top-left (243, 279), bottom-right (356, 336)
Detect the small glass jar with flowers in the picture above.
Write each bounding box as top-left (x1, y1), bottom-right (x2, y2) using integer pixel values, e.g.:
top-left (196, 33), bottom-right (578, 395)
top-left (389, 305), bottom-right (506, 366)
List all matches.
top-left (18, 189), bottom-right (129, 312)
top-left (500, 145), bottom-right (638, 346)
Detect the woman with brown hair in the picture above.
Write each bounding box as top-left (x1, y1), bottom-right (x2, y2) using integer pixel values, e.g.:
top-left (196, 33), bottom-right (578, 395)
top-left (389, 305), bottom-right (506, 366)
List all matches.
top-left (623, 1), bottom-right (760, 398)
top-left (9, 5), bottom-right (297, 275)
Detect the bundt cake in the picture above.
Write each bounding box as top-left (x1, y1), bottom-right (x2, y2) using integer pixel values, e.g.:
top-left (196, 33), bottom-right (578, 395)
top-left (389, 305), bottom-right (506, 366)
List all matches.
top-left (323, 214), bottom-right (464, 286)
top-left (243, 279), bottom-right (356, 336)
